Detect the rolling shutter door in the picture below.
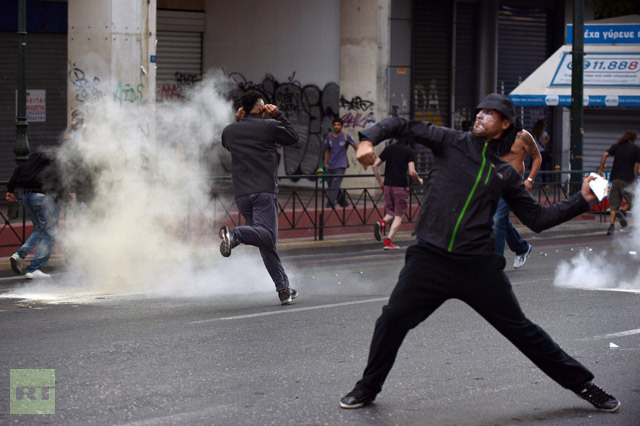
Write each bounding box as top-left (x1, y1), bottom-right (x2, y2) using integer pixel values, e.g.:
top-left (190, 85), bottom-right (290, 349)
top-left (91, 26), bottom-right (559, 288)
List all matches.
top-left (156, 10), bottom-right (204, 102)
top-left (0, 32), bottom-right (67, 181)
top-left (454, 2), bottom-right (478, 129)
top-left (583, 109), bottom-right (640, 172)
top-left (498, 6), bottom-right (553, 132)
top-left (412, 1), bottom-right (452, 127)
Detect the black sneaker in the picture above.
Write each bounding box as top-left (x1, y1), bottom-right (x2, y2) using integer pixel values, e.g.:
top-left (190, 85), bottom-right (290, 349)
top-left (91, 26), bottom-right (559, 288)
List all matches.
top-left (340, 389), bottom-right (375, 409)
top-left (607, 224), bottom-right (615, 235)
top-left (574, 382), bottom-right (621, 412)
top-left (278, 287), bottom-right (298, 305)
top-left (615, 211), bottom-right (627, 228)
top-left (373, 221), bottom-right (382, 241)
top-left (219, 226), bottom-right (239, 257)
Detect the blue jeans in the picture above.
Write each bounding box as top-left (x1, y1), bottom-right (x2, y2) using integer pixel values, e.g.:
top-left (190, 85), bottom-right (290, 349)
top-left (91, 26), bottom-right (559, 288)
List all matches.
top-left (16, 193), bottom-right (60, 273)
top-left (232, 193), bottom-right (289, 292)
top-left (493, 197), bottom-right (528, 256)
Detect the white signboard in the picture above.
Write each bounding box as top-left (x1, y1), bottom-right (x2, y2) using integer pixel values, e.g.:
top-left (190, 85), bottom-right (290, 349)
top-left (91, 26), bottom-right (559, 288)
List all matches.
top-left (551, 52), bottom-right (640, 87)
top-left (26, 90), bottom-right (46, 122)
top-left (15, 89), bottom-right (46, 122)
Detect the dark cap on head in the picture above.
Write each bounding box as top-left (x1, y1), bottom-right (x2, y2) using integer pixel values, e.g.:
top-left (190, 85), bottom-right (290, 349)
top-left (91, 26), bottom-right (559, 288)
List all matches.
top-left (476, 93), bottom-right (516, 124)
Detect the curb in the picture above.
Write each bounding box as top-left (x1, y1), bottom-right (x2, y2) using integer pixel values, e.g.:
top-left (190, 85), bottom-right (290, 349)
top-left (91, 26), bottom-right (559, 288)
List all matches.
top-left (0, 220), bottom-right (613, 272)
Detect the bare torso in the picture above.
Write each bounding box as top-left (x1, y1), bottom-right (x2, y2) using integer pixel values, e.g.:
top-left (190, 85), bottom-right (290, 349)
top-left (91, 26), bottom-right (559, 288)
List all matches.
top-left (500, 129), bottom-right (540, 175)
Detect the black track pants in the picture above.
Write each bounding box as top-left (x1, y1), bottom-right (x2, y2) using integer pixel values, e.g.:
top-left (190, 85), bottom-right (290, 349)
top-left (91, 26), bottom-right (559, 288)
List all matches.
top-left (354, 242), bottom-right (594, 395)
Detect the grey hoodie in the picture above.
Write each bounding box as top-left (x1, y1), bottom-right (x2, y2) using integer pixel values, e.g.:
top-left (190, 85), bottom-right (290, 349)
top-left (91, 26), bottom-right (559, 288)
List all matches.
top-left (221, 111), bottom-right (299, 198)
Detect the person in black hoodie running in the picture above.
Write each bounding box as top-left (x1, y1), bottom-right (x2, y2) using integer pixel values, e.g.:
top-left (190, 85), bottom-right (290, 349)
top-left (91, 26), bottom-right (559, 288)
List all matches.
top-left (219, 90), bottom-right (300, 305)
top-left (6, 149), bottom-right (64, 279)
top-left (339, 93), bottom-right (620, 413)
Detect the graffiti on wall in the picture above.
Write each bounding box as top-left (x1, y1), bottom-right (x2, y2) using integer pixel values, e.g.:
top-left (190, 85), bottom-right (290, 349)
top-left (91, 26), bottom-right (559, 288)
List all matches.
top-left (156, 72), bottom-right (200, 102)
top-left (227, 71), bottom-right (375, 175)
top-left (69, 67), bottom-right (103, 103)
top-left (113, 81), bottom-right (145, 106)
top-left (226, 71), bottom-right (341, 176)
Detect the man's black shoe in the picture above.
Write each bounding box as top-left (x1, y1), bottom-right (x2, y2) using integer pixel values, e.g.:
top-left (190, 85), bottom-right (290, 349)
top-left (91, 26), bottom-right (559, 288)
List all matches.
top-left (278, 287), bottom-right (298, 305)
top-left (607, 224), bottom-right (615, 235)
top-left (219, 226), bottom-right (239, 257)
top-left (340, 389), bottom-right (375, 409)
top-left (574, 382), bottom-right (621, 412)
top-left (615, 211), bottom-right (627, 228)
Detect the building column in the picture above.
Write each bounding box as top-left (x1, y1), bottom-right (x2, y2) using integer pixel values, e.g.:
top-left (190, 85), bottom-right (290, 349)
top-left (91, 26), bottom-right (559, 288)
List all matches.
top-left (340, 0), bottom-right (390, 187)
top-left (67, 0), bottom-right (156, 116)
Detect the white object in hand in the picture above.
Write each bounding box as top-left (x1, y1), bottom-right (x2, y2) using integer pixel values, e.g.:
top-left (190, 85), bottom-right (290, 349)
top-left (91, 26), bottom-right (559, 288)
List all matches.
top-left (588, 172), bottom-right (609, 201)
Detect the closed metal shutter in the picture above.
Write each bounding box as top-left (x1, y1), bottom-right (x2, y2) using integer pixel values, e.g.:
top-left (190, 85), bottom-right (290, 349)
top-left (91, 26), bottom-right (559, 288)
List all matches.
top-left (454, 1), bottom-right (477, 129)
top-left (412, 0), bottom-right (452, 127)
top-left (156, 10), bottom-right (204, 102)
top-left (0, 32), bottom-right (67, 181)
top-left (583, 108), bottom-right (640, 172)
top-left (412, 1), bottom-right (452, 175)
top-left (498, 6), bottom-right (553, 132)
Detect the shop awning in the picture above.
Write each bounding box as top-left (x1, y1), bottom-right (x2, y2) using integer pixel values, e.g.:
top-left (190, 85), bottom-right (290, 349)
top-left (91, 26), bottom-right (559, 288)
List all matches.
top-left (509, 18), bottom-right (640, 107)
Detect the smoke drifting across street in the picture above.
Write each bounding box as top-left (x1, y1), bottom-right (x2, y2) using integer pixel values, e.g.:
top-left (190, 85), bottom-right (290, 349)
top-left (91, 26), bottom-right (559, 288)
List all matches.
top-left (554, 185), bottom-right (640, 293)
top-left (9, 72), bottom-right (284, 301)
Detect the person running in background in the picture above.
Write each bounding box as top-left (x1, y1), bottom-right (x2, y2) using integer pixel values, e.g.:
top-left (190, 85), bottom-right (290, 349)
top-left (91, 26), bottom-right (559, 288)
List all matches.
top-left (372, 139), bottom-right (423, 249)
top-left (6, 149), bottom-right (65, 279)
top-left (598, 131), bottom-right (640, 236)
top-left (219, 90), bottom-right (300, 305)
top-left (494, 125), bottom-right (541, 269)
top-left (320, 117), bottom-right (358, 208)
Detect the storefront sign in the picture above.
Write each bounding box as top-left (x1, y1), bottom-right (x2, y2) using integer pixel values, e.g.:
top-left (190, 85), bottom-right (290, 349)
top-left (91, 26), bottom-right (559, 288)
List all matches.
top-left (567, 24), bottom-right (640, 44)
top-left (551, 52), bottom-right (640, 87)
top-left (15, 89), bottom-right (46, 122)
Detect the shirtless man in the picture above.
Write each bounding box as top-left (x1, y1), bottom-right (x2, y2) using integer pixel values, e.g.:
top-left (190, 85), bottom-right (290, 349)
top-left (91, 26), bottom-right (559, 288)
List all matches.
top-left (494, 128), bottom-right (541, 268)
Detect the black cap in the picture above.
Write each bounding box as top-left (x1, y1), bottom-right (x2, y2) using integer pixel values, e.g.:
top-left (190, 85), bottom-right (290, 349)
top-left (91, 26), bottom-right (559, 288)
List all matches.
top-left (476, 93), bottom-right (516, 125)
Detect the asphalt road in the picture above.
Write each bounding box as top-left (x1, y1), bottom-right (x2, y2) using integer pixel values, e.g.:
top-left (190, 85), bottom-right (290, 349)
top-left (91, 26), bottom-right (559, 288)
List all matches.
top-left (0, 231), bottom-right (639, 425)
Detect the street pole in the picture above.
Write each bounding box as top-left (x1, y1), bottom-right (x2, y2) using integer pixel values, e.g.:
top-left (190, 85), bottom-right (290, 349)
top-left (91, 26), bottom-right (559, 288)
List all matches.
top-left (15, 0), bottom-right (30, 165)
top-left (570, 0), bottom-right (584, 194)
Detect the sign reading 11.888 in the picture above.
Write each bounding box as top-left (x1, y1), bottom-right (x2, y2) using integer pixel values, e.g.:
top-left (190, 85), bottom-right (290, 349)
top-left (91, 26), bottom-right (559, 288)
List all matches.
top-left (551, 52), bottom-right (640, 87)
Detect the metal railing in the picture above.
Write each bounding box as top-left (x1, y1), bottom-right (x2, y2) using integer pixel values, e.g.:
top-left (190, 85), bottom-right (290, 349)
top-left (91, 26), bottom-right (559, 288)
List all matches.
top-left (0, 170), bottom-right (609, 251)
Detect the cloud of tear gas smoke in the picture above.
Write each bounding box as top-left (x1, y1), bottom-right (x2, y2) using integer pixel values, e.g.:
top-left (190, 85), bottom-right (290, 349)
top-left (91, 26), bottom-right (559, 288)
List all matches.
top-left (44, 71), bottom-right (274, 297)
top-left (554, 183), bottom-right (640, 292)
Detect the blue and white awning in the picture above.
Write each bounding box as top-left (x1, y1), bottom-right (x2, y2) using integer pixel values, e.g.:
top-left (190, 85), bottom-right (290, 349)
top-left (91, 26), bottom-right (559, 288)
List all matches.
top-left (510, 22), bottom-right (640, 107)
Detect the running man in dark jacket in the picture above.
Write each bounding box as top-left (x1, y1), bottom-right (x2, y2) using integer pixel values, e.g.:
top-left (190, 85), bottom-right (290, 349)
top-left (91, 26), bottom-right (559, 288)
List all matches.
top-left (6, 150), bottom-right (64, 279)
top-left (339, 93), bottom-right (620, 412)
top-left (598, 131), bottom-right (639, 235)
top-left (219, 90), bottom-right (300, 305)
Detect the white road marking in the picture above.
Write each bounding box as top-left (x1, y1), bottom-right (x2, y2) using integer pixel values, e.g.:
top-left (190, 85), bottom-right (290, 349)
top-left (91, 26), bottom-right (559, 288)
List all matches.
top-left (190, 297), bottom-right (389, 324)
top-left (593, 328), bottom-right (640, 340)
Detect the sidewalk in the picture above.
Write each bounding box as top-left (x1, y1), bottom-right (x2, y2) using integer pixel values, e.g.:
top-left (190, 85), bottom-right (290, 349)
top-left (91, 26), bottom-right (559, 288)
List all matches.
top-left (0, 215), bottom-right (611, 272)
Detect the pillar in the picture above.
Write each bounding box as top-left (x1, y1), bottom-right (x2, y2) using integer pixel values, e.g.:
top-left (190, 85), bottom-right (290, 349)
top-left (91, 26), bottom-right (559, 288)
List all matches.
top-left (67, 0), bottom-right (156, 117)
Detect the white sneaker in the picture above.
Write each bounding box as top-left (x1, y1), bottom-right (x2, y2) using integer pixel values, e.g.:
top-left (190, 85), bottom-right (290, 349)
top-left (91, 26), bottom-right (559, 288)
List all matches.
top-left (514, 244), bottom-right (533, 269)
top-left (24, 270), bottom-right (51, 279)
top-left (10, 253), bottom-right (24, 275)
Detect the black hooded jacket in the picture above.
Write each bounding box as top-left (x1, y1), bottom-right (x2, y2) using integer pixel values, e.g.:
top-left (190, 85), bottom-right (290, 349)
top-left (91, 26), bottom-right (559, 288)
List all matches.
top-left (7, 151), bottom-right (65, 200)
top-left (359, 118), bottom-right (589, 255)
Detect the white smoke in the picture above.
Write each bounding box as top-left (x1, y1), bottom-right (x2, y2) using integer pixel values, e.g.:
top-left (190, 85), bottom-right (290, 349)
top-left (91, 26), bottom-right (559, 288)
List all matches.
top-left (25, 71), bottom-right (277, 299)
top-left (554, 182), bottom-right (640, 292)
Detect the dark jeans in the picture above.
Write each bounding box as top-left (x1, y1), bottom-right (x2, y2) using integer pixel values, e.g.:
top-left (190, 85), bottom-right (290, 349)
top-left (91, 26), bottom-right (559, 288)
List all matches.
top-left (354, 242), bottom-right (594, 396)
top-left (327, 167), bottom-right (348, 207)
top-left (232, 192), bottom-right (289, 292)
